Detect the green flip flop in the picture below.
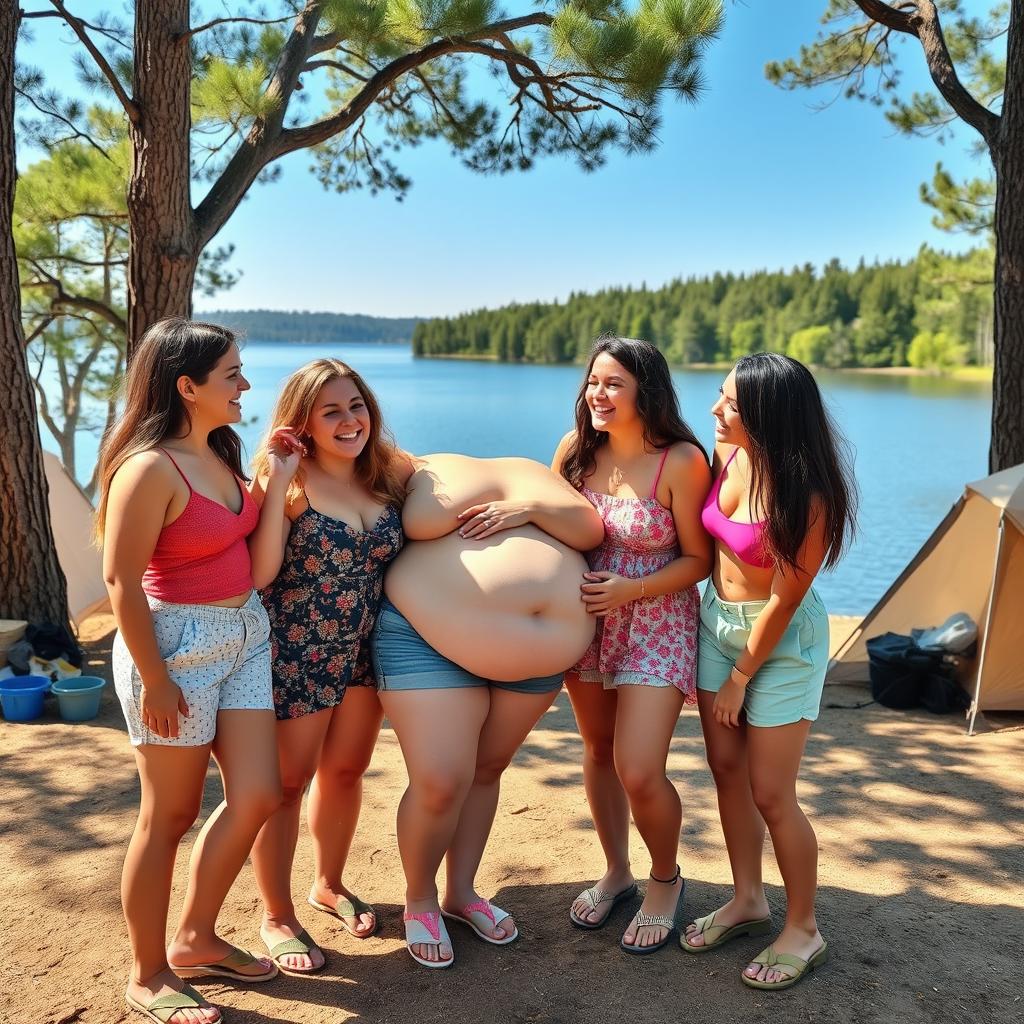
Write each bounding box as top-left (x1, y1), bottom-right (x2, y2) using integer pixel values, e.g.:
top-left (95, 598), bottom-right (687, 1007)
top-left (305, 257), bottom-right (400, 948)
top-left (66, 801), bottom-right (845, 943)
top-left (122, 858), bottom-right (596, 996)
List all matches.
top-left (126, 983), bottom-right (222, 1023)
top-left (263, 928), bottom-right (325, 977)
top-left (740, 941), bottom-right (830, 990)
top-left (680, 909), bottom-right (773, 953)
top-left (308, 891), bottom-right (379, 937)
top-left (169, 944), bottom-right (277, 983)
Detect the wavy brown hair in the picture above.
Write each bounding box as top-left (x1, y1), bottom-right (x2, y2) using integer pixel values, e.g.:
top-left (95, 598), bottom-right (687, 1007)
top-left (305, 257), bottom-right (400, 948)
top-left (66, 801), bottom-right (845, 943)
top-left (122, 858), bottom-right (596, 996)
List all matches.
top-left (560, 334), bottom-right (707, 490)
top-left (94, 318), bottom-right (245, 541)
top-left (734, 352), bottom-right (857, 571)
top-left (252, 358), bottom-right (405, 507)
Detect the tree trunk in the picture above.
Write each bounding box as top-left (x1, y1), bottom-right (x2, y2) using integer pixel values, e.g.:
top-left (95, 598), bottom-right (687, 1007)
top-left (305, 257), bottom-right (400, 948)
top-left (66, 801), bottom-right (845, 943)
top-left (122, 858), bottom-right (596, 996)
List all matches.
top-left (0, 8), bottom-right (71, 628)
top-left (126, 0), bottom-right (198, 357)
top-left (990, 0), bottom-right (1024, 473)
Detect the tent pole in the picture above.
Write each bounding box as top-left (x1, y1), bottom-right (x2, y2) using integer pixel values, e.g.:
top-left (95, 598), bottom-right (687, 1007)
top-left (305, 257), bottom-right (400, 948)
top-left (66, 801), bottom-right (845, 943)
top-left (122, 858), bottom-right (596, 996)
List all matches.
top-left (968, 515), bottom-right (1006, 736)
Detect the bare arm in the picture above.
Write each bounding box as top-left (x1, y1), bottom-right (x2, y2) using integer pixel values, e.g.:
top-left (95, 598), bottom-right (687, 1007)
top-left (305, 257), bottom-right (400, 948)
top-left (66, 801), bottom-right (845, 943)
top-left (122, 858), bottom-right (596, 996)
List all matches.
top-left (634, 444), bottom-right (712, 596)
top-left (102, 452), bottom-right (186, 738)
top-left (459, 437), bottom-right (604, 550)
top-left (713, 498), bottom-right (828, 728)
top-left (248, 427), bottom-right (304, 589)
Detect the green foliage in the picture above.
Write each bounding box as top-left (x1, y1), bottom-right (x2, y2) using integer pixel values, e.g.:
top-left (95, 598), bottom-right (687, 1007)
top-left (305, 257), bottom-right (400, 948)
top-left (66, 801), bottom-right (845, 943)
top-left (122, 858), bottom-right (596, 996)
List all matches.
top-left (200, 309), bottom-right (421, 344)
top-left (411, 247), bottom-right (992, 368)
top-left (907, 330), bottom-right (969, 371)
top-left (787, 325), bottom-right (831, 366)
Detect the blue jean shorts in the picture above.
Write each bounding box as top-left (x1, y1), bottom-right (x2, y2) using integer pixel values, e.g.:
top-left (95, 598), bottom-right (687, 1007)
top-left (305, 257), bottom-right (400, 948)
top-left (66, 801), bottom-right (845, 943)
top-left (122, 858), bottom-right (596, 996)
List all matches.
top-left (696, 584), bottom-right (829, 728)
top-left (371, 598), bottom-right (563, 694)
top-left (113, 592), bottom-right (274, 747)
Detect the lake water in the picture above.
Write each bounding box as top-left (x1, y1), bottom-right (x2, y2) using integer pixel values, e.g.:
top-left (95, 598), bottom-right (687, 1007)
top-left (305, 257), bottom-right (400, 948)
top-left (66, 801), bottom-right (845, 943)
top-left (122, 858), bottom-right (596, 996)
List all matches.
top-left (48, 341), bottom-right (993, 615)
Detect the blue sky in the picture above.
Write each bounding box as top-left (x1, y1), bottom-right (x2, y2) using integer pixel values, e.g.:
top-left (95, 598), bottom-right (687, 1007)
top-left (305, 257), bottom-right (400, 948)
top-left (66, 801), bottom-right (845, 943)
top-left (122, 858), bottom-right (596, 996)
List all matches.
top-left (20, 1), bottom-right (989, 318)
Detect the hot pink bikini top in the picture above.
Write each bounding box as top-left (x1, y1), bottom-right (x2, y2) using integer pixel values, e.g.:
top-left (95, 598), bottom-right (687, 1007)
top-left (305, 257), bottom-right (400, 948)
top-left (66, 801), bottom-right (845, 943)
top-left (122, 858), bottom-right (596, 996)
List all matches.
top-left (700, 448), bottom-right (774, 569)
top-left (141, 448), bottom-right (258, 602)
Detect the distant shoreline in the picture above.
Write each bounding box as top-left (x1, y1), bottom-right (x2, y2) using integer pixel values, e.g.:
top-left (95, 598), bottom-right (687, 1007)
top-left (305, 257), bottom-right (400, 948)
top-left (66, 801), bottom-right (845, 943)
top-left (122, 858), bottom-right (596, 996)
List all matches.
top-left (417, 351), bottom-right (993, 381)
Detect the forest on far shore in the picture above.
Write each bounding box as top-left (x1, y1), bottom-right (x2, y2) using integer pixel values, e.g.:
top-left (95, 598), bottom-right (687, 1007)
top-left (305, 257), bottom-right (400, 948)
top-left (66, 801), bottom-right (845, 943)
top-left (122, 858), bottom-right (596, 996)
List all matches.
top-left (412, 246), bottom-right (993, 370)
top-left (200, 309), bottom-right (421, 345)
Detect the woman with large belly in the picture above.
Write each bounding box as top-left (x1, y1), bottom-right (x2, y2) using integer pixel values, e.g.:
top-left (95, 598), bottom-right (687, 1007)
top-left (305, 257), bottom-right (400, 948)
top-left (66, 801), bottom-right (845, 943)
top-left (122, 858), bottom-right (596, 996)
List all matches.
top-left (371, 453), bottom-right (604, 968)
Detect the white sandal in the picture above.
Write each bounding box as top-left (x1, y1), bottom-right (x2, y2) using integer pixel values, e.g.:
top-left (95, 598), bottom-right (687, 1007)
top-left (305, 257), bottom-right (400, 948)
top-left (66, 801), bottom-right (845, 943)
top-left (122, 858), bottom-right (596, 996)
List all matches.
top-left (442, 898), bottom-right (518, 945)
top-left (403, 910), bottom-right (455, 969)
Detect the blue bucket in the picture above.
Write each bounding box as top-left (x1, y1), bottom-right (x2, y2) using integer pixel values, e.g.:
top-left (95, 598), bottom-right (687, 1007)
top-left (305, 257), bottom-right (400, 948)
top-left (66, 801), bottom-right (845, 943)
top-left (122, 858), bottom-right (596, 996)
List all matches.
top-left (51, 675), bottom-right (106, 722)
top-left (0, 675), bottom-right (51, 722)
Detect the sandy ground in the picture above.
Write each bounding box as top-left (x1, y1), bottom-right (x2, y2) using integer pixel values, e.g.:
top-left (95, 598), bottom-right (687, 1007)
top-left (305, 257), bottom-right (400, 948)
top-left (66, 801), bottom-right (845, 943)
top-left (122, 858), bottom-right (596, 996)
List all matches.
top-left (2, 613), bottom-right (1022, 1024)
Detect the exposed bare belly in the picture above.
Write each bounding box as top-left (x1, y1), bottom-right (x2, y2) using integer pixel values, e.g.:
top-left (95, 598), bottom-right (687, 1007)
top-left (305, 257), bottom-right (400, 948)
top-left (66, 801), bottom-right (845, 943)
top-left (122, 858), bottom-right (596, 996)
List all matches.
top-left (385, 526), bottom-right (594, 681)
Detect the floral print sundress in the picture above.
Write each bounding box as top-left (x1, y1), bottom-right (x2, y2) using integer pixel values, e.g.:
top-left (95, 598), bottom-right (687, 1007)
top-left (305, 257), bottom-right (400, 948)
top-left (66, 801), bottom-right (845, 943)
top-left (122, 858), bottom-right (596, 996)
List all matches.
top-left (261, 499), bottom-right (403, 720)
top-left (573, 450), bottom-right (699, 700)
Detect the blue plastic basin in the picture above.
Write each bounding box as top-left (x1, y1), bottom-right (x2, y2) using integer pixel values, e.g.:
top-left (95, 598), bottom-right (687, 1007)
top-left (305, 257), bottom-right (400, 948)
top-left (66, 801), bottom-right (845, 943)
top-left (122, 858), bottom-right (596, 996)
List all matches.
top-left (0, 675), bottom-right (51, 722)
top-left (51, 675), bottom-right (106, 722)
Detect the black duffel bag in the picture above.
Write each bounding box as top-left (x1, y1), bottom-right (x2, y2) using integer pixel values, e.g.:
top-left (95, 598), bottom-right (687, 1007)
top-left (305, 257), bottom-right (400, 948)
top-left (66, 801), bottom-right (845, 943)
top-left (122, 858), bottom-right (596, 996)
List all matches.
top-left (866, 632), bottom-right (968, 713)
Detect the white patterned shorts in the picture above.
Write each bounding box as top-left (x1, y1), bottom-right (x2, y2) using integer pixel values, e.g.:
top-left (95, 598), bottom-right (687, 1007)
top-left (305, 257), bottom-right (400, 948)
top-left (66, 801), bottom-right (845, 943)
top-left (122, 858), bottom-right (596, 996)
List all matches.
top-left (113, 592), bottom-right (274, 747)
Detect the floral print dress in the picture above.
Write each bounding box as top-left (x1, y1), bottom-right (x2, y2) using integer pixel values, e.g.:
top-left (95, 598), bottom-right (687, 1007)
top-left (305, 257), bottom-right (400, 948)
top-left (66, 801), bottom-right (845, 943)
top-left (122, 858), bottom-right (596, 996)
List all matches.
top-left (261, 500), bottom-right (403, 720)
top-left (573, 453), bottom-right (699, 700)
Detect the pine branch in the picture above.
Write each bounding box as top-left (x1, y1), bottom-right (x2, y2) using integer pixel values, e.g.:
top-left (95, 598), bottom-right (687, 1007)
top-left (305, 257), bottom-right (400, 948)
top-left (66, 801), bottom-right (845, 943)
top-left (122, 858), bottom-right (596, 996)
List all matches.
top-left (45, 0), bottom-right (138, 122)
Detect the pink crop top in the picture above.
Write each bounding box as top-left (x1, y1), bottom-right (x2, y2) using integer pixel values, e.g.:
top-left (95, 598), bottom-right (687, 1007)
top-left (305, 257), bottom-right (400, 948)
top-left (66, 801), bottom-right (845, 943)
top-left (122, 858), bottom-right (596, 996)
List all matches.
top-left (700, 448), bottom-right (774, 569)
top-left (141, 449), bottom-right (259, 603)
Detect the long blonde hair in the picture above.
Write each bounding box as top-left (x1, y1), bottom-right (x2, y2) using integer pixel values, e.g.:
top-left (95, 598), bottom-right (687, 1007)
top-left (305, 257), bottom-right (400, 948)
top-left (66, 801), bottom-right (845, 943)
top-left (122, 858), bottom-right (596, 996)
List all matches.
top-left (252, 358), bottom-right (405, 507)
top-left (94, 318), bottom-right (245, 542)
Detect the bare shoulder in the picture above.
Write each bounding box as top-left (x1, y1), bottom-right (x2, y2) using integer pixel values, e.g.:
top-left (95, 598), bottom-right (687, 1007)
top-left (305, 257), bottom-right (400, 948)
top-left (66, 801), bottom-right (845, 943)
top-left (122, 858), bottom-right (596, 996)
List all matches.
top-left (665, 441), bottom-right (712, 480)
top-left (110, 449), bottom-right (179, 493)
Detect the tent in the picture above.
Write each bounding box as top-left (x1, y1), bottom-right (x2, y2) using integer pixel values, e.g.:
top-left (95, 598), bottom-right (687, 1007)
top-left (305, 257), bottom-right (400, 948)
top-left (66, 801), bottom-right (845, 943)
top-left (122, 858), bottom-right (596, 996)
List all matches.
top-left (43, 451), bottom-right (110, 626)
top-left (828, 462), bottom-right (1024, 734)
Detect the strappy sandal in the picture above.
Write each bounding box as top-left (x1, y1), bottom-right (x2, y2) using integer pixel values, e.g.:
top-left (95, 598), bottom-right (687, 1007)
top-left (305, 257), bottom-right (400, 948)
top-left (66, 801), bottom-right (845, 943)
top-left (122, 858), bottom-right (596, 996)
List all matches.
top-left (308, 890), bottom-right (379, 937)
top-left (741, 941), bottom-right (830, 990)
top-left (168, 944), bottom-right (277, 983)
top-left (442, 898), bottom-right (518, 945)
top-left (569, 880), bottom-right (638, 930)
top-left (403, 909), bottom-right (455, 969)
top-left (619, 865), bottom-right (685, 956)
top-left (680, 909), bottom-right (772, 953)
top-left (126, 983), bottom-right (222, 1023)
top-left (261, 928), bottom-right (325, 977)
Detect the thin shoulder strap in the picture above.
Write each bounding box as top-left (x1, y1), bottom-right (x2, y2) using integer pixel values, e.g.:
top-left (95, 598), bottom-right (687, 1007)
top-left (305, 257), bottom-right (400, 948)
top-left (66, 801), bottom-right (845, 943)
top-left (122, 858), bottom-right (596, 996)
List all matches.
top-left (158, 447), bottom-right (192, 492)
top-left (650, 448), bottom-right (671, 498)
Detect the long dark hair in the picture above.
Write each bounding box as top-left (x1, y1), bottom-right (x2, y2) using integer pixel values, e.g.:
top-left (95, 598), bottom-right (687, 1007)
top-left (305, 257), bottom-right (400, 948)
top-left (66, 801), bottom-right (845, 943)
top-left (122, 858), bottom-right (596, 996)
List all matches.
top-left (561, 334), bottom-right (707, 489)
top-left (734, 352), bottom-right (857, 571)
top-left (95, 317), bottom-right (246, 538)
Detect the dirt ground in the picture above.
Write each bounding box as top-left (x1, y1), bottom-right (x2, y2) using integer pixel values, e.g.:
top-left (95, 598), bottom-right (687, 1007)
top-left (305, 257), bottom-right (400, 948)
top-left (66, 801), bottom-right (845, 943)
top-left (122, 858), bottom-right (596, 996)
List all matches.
top-left (2, 612), bottom-right (1022, 1024)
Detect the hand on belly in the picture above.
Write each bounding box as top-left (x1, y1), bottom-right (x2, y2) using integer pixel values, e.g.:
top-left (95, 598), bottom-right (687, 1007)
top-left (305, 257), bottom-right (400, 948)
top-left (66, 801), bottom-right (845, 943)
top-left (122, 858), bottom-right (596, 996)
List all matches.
top-left (385, 526), bottom-right (595, 681)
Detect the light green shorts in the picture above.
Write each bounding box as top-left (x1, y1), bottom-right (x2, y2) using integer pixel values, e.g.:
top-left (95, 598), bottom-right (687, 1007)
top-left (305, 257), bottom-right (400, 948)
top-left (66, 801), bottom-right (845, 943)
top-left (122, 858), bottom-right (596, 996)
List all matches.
top-left (696, 584), bottom-right (829, 728)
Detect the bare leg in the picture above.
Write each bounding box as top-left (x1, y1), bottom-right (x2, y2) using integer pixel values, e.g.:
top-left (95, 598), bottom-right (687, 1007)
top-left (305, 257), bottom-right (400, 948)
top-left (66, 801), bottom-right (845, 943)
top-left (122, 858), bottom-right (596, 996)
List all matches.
top-left (683, 690), bottom-right (770, 947)
top-left (308, 686), bottom-right (383, 937)
top-left (565, 674), bottom-right (634, 924)
top-left (443, 686), bottom-right (558, 939)
top-left (613, 685), bottom-right (686, 950)
top-left (168, 709), bottom-right (280, 976)
top-left (123, 743), bottom-right (221, 1024)
top-left (251, 709), bottom-right (333, 973)
top-left (743, 720), bottom-right (823, 984)
top-left (380, 687), bottom-right (489, 964)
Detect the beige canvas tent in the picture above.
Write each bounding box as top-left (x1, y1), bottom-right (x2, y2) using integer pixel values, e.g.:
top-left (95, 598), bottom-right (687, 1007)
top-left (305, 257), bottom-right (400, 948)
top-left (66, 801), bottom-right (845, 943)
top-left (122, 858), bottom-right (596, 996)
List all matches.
top-left (43, 451), bottom-right (109, 625)
top-left (828, 462), bottom-right (1024, 734)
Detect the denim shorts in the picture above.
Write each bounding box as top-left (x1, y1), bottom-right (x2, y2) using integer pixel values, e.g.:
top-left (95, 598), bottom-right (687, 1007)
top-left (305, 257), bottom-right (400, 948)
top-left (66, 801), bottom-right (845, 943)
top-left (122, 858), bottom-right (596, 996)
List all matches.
top-left (113, 592), bottom-right (274, 747)
top-left (371, 598), bottom-right (563, 694)
top-left (696, 584), bottom-right (829, 727)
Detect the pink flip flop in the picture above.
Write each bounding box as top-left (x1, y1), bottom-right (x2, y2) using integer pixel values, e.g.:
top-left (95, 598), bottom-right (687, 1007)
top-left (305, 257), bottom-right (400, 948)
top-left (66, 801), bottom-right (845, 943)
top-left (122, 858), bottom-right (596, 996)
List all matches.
top-left (442, 898), bottom-right (519, 945)
top-left (403, 910), bottom-right (455, 969)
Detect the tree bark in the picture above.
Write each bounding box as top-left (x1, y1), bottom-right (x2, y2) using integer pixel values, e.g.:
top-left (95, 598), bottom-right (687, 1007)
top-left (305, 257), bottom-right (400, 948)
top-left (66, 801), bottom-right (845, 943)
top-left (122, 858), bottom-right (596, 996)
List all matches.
top-left (0, 7), bottom-right (71, 628)
top-left (989, 0), bottom-right (1024, 472)
top-left (126, 0), bottom-right (197, 355)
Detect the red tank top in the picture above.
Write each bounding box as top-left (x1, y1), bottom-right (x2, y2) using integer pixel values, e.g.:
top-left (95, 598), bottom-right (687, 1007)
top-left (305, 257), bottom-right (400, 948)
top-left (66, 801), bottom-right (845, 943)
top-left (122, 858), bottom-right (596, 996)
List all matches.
top-left (142, 449), bottom-right (258, 602)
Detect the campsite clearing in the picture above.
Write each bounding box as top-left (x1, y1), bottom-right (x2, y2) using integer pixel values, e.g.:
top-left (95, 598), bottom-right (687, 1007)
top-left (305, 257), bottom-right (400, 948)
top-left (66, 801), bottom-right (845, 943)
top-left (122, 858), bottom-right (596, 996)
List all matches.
top-left (1, 612), bottom-right (1022, 1024)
